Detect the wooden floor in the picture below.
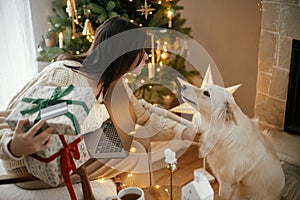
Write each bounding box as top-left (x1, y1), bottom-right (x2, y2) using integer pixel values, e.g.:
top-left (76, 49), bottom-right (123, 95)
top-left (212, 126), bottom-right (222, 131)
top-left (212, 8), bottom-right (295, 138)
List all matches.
top-left (116, 144), bottom-right (220, 197)
top-left (116, 144), bottom-right (222, 199)
top-left (152, 145), bottom-right (220, 195)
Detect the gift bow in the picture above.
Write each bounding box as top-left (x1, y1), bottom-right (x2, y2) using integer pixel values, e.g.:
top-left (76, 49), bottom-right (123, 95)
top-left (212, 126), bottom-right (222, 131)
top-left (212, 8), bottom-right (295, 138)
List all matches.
top-left (20, 84), bottom-right (89, 135)
top-left (30, 135), bottom-right (83, 200)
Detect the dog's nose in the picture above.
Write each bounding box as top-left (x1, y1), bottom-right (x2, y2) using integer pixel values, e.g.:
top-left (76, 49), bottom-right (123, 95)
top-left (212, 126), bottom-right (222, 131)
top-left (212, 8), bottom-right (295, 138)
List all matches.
top-left (182, 85), bottom-right (187, 90)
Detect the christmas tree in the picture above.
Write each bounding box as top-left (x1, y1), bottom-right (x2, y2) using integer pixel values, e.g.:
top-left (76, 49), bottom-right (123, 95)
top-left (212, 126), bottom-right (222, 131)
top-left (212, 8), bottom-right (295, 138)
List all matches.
top-left (37, 0), bottom-right (198, 108)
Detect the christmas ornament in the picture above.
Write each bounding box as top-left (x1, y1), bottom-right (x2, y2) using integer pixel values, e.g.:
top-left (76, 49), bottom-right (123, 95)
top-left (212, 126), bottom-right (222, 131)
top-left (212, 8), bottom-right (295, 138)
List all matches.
top-left (83, 4), bottom-right (89, 18)
top-left (155, 40), bottom-right (162, 62)
top-left (65, 0), bottom-right (78, 38)
top-left (173, 37), bottom-right (180, 50)
top-left (161, 52), bottom-right (169, 60)
top-left (82, 19), bottom-right (95, 39)
top-left (66, 0), bottom-right (72, 17)
top-left (156, 49), bottom-right (161, 63)
top-left (136, 0), bottom-right (155, 20)
top-left (258, 0), bottom-right (263, 11)
top-left (180, 39), bottom-right (189, 56)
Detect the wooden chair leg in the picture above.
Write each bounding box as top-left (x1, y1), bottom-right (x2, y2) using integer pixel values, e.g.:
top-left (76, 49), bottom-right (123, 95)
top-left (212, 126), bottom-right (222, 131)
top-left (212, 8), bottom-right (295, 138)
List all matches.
top-left (0, 173), bottom-right (38, 184)
top-left (76, 165), bottom-right (95, 200)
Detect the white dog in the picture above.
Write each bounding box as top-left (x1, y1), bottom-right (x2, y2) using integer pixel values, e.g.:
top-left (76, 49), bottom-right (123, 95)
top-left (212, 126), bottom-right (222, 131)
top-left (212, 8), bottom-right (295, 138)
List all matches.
top-left (179, 81), bottom-right (285, 200)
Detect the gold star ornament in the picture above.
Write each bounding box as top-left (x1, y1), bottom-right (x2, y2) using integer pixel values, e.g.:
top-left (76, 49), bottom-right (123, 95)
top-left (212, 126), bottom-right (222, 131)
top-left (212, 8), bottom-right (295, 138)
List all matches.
top-left (137, 0), bottom-right (156, 20)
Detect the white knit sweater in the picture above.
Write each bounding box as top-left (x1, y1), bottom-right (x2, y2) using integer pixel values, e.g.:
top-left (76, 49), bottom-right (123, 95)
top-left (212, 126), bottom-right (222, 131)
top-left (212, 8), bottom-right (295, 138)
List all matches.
top-left (0, 60), bottom-right (187, 171)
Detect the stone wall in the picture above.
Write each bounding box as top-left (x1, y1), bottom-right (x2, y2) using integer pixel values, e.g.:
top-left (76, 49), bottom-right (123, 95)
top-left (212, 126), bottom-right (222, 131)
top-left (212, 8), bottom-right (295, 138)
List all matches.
top-left (255, 0), bottom-right (300, 130)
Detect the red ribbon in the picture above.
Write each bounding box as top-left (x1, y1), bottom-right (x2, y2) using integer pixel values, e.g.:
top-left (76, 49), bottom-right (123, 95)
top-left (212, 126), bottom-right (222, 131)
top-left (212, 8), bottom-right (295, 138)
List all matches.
top-left (30, 135), bottom-right (83, 200)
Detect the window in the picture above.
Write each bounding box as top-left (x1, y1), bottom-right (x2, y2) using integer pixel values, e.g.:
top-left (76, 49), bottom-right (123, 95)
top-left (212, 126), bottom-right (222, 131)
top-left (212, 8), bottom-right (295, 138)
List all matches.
top-left (0, 0), bottom-right (37, 110)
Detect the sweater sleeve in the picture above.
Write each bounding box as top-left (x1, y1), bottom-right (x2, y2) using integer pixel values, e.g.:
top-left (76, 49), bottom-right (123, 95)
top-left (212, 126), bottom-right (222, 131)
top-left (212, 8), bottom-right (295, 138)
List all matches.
top-left (129, 94), bottom-right (188, 141)
top-left (0, 110), bottom-right (25, 172)
top-left (36, 64), bottom-right (74, 87)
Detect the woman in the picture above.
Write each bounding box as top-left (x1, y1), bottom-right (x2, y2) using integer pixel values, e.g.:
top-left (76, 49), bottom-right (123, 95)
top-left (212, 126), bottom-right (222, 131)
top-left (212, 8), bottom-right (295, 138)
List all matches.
top-left (0, 16), bottom-right (197, 189)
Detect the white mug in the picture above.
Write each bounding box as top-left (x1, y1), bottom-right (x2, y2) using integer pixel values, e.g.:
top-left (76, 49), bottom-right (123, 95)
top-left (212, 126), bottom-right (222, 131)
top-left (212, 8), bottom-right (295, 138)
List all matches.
top-left (105, 187), bottom-right (145, 200)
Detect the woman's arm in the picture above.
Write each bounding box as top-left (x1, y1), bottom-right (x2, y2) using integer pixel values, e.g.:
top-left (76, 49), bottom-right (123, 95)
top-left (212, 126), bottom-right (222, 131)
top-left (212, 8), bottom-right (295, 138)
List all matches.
top-left (0, 110), bottom-right (22, 161)
top-left (0, 61), bottom-right (78, 164)
top-left (127, 89), bottom-right (198, 141)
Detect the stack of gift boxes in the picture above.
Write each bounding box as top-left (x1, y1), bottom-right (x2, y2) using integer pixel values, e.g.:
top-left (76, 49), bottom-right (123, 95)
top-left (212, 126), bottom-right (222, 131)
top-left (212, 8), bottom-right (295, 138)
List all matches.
top-left (6, 84), bottom-right (96, 200)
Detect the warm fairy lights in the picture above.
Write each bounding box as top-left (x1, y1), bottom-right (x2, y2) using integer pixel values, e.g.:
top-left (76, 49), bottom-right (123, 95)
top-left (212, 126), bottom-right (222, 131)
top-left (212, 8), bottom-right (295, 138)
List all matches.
top-left (97, 178), bottom-right (105, 183)
top-left (129, 147), bottom-right (137, 152)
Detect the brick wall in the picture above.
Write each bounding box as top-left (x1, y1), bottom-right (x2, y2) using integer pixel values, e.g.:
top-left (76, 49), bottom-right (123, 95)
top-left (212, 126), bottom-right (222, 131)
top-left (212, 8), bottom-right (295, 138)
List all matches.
top-left (255, 0), bottom-right (300, 130)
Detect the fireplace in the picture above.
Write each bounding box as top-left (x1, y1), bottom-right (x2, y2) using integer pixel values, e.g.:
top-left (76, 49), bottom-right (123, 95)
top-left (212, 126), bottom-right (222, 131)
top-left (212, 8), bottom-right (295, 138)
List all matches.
top-left (284, 39), bottom-right (300, 136)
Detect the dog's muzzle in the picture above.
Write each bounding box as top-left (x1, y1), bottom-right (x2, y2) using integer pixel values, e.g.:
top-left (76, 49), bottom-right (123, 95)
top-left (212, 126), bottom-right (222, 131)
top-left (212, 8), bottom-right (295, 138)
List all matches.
top-left (182, 95), bottom-right (197, 105)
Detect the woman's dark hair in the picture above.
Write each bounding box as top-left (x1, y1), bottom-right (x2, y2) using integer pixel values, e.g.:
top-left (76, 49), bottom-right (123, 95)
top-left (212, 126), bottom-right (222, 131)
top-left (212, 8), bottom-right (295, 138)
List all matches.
top-left (58, 16), bottom-right (146, 99)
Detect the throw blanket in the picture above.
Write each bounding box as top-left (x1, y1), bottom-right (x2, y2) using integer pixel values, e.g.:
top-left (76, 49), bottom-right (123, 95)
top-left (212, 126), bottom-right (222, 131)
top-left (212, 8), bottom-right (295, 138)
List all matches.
top-left (0, 160), bottom-right (117, 200)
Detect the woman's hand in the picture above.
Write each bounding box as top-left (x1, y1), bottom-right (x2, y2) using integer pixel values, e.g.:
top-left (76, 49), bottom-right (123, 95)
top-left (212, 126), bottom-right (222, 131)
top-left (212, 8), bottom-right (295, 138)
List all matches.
top-left (181, 127), bottom-right (202, 142)
top-left (9, 118), bottom-right (54, 157)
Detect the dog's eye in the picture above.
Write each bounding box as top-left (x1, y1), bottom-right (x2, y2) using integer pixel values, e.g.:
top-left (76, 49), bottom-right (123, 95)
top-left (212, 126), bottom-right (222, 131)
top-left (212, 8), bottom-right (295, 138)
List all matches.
top-left (203, 90), bottom-right (210, 97)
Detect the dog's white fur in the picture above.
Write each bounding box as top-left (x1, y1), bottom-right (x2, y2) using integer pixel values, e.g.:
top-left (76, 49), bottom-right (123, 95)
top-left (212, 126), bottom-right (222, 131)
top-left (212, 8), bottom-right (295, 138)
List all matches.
top-left (180, 83), bottom-right (285, 200)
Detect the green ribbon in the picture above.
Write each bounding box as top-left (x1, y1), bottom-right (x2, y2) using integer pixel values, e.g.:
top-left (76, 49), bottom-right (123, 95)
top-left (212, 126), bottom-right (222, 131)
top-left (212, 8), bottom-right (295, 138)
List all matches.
top-left (20, 84), bottom-right (90, 135)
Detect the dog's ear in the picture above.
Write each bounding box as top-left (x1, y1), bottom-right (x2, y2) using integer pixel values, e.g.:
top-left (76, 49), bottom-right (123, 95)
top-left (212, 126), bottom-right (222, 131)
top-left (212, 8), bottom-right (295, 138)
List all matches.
top-left (225, 84), bottom-right (242, 94)
top-left (225, 101), bottom-right (237, 125)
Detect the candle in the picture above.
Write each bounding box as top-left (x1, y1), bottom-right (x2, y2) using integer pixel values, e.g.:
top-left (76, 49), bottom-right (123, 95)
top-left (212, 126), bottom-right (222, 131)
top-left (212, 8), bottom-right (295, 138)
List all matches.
top-left (59, 32), bottom-right (64, 49)
top-left (164, 148), bottom-right (177, 200)
top-left (168, 17), bottom-right (172, 28)
top-left (148, 63), bottom-right (154, 79)
top-left (164, 148), bottom-right (177, 164)
top-left (167, 10), bottom-right (173, 28)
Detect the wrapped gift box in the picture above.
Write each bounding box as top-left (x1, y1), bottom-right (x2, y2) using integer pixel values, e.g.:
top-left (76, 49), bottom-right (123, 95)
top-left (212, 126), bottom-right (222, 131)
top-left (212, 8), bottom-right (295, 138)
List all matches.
top-left (6, 84), bottom-right (95, 135)
top-left (24, 134), bottom-right (90, 187)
